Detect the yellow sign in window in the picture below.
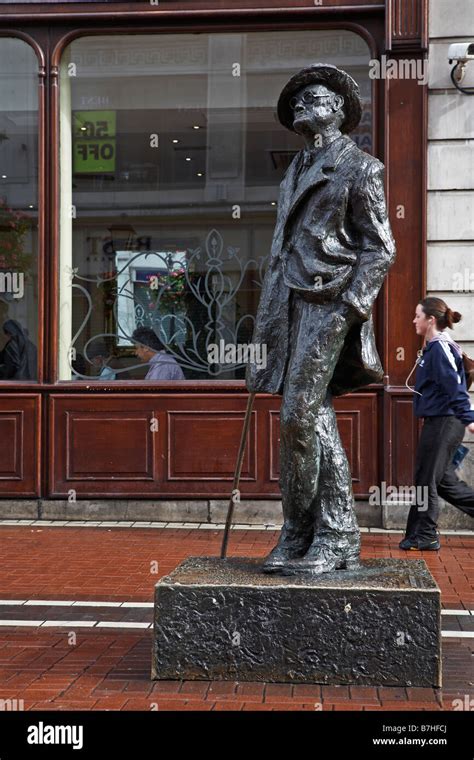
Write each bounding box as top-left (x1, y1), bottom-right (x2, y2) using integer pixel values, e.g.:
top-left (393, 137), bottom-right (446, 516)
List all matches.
top-left (73, 110), bottom-right (116, 173)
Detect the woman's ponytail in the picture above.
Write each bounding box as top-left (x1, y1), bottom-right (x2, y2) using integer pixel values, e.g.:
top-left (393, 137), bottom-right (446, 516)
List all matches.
top-left (421, 298), bottom-right (462, 330)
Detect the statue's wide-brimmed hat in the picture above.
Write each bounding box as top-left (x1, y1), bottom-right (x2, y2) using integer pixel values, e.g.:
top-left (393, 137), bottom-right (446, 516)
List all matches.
top-left (277, 63), bottom-right (362, 134)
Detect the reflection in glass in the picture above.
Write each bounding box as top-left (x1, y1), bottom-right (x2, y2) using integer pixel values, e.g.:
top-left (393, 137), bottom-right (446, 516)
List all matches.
top-left (0, 39), bottom-right (39, 381)
top-left (59, 31), bottom-right (372, 381)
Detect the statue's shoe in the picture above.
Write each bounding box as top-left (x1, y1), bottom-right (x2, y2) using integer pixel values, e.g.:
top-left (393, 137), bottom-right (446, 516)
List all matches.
top-left (261, 543), bottom-right (309, 574)
top-left (278, 545), bottom-right (360, 576)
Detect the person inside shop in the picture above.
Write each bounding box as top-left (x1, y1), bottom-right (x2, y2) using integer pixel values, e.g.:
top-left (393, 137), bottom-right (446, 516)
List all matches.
top-left (0, 319), bottom-right (37, 380)
top-left (131, 326), bottom-right (184, 381)
top-left (87, 340), bottom-right (117, 380)
top-left (400, 297), bottom-right (474, 551)
top-left (71, 351), bottom-right (87, 380)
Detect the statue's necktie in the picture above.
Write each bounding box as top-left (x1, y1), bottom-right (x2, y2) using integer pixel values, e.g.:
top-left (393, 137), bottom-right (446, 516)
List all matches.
top-left (300, 149), bottom-right (316, 170)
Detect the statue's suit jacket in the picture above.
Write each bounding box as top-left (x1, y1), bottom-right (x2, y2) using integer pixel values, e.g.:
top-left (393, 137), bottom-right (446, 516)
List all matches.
top-left (245, 134), bottom-right (396, 397)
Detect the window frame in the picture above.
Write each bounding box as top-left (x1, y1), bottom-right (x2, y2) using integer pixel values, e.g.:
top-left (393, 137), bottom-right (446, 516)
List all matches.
top-left (0, 31), bottom-right (45, 386)
top-left (50, 19), bottom-right (380, 390)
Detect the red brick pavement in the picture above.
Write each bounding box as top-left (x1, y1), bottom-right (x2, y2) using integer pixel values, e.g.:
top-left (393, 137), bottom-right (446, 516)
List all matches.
top-left (0, 526), bottom-right (472, 711)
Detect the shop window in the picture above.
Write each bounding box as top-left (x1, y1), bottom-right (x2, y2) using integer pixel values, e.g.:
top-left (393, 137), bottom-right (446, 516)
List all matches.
top-left (0, 38), bottom-right (39, 382)
top-left (59, 30), bottom-right (372, 382)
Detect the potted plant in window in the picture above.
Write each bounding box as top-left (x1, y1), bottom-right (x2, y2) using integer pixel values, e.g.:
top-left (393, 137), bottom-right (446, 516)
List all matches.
top-left (149, 267), bottom-right (187, 310)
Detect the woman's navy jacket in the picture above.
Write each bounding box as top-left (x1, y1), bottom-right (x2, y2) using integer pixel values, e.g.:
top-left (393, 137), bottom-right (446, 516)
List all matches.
top-left (414, 339), bottom-right (474, 426)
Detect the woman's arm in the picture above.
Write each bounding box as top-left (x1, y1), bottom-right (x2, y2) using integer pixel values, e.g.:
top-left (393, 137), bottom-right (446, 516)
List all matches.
top-left (430, 342), bottom-right (474, 427)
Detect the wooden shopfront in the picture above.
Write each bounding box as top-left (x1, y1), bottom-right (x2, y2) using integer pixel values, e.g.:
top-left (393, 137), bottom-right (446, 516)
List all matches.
top-left (0, 0), bottom-right (427, 510)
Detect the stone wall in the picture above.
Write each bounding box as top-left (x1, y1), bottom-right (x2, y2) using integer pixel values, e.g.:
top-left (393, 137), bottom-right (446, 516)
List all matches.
top-left (428, 0), bottom-right (474, 490)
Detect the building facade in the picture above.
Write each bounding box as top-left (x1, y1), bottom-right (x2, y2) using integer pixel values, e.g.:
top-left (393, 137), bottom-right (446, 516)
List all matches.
top-left (423, 0), bottom-right (474, 523)
top-left (0, 0), bottom-right (470, 526)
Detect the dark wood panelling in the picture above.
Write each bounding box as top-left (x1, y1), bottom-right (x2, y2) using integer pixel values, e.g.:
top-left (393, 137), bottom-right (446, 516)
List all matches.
top-left (384, 73), bottom-right (426, 385)
top-left (50, 396), bottom-right (161, 495)
top-left (386, 0), bottom-right (427, 51)
top-left (382, 0), bottom-right (426, 486)
top-left (50, 392), bottom-right (381, 498)
top-left (384, 390), bottom-right (419, 488)
top-left (0, 395), bottom-right (41, 495)
top-left (269, 410), bottom-right (280, 482)
top-left (168, 411), bottom-right (256, 481)
top-left (0, 413), bottom-right (22, 478)
top-left (66, 412), bottom-right (155, 479)
top-left (1, 1), bottom-right (384, 24)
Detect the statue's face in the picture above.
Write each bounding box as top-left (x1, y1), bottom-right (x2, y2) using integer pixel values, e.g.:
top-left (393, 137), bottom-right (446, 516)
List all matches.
top-left (290, 83), bottom-right (344, 136)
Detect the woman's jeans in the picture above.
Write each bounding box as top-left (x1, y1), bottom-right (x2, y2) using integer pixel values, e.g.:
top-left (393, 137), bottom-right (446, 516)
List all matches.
top-left (405, 415), bottom-right (474, 542)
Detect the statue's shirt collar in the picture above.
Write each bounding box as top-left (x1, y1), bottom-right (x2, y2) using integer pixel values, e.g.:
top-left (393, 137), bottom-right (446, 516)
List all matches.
top-left (298, 132), bottom-right (346, 171)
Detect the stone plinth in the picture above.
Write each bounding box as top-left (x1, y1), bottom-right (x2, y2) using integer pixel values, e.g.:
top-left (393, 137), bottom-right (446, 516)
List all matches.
top-left (151, 557), bottom-right (441, 687)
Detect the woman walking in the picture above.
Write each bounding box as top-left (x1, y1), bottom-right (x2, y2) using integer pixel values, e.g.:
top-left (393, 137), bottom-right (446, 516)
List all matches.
top-left (400, 297), bottom-right (474, 551)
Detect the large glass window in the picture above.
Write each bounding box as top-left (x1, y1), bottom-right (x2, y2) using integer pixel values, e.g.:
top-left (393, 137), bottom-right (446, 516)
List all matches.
top-left (59, 30), bottom-right (372, 381)
top-left (0, 39), bottom-right (39, 381)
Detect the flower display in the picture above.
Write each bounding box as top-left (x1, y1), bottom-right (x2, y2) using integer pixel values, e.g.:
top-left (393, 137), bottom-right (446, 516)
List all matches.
top-left (149, 267), bottom-right (187, 308)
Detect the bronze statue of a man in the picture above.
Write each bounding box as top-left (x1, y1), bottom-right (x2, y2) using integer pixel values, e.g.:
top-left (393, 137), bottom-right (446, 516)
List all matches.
top-left (246, 64), bottom-right (396, 575)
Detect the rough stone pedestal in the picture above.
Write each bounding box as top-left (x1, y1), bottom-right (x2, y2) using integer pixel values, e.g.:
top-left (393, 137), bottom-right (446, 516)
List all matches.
top-left (151, 557), bottom-right (441, 687)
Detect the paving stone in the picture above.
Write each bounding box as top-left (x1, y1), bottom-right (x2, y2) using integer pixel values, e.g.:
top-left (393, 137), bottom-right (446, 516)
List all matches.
top-left (0, 527), bottom-right (471, 711)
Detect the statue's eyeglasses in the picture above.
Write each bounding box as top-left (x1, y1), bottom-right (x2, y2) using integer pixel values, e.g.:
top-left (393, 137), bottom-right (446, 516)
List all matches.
top-left (289, 92), bottom-right (335, 109)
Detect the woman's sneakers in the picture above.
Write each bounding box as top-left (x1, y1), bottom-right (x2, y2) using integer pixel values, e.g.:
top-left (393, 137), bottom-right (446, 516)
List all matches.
top-left (399, 533), bottom-right (441, 551)
top-left (399, 535), bottom-right (418, 550)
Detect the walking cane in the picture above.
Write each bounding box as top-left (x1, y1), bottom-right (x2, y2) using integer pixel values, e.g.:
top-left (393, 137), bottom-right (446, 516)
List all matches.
top-left (220, 391), bottom-right (256, 559)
